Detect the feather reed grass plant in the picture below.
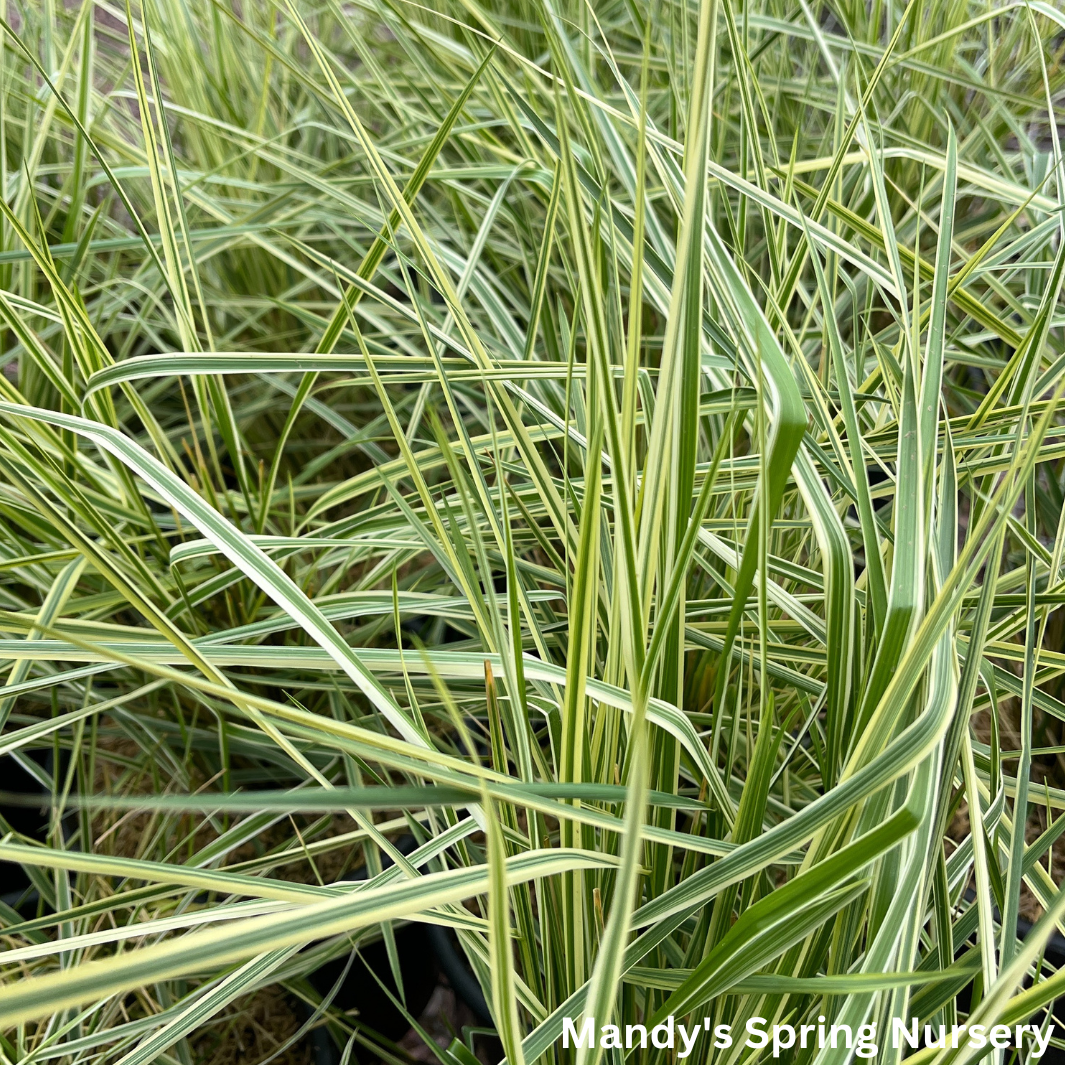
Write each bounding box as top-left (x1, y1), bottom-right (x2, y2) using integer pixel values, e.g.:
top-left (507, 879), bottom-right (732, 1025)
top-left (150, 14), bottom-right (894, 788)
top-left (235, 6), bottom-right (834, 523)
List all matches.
top-left (0, 1), bottom-right (1063, 1063)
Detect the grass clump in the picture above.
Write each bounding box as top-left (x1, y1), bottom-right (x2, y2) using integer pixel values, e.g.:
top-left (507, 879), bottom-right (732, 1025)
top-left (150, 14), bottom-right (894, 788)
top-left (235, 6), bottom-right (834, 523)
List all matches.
top-left (0, 1), bottom-right (1063, 1063)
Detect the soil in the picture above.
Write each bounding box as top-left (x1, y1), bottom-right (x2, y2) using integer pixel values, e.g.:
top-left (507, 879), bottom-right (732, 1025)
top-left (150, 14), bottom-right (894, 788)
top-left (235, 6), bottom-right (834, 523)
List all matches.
top-left (187, 984), bottom-right (312, 1065)
top-left (952, 705), bottom-right (1065, 922)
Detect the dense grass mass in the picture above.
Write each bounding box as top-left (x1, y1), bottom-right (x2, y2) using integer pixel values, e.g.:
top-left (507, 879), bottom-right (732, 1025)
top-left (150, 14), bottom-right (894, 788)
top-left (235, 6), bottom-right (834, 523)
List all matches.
top-left (0, 0), bottom-right (1063, 1062)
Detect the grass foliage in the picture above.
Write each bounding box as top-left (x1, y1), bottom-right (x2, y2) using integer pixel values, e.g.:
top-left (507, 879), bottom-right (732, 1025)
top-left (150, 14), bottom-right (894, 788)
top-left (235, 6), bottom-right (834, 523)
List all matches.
top-left (0, 0), bottom-right (1064, 1062)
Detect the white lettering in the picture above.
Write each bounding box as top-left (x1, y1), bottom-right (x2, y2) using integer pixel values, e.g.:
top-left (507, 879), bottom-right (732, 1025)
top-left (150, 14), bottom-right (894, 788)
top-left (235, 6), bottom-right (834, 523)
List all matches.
top-left (746, 1018), bottom-right (769, 1049)
top-left (893, 1018), bottom-right (919, 1049)
top-left (1031, 1026), bottom-right (1055, 1059)
top-left (773, 1025), bottom-right (796, 1057)
top-left (676, 1023), bottom-right (699, 1058)
top-left (990, 1025), bottom-right (1012, 1049)
top-left (651, 1016), bottom-right (674, 1050)
top-left (625, 1025), bottom-right (648, 1049)
top-left (855, 1024), bottom-right (877, 1059)
top-left (563, 1017), bottom-right (595, 1050)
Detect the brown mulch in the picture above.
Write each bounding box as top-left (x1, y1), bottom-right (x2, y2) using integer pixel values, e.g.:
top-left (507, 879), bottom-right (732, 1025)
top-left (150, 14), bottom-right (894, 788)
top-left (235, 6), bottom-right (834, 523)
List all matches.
top-left (187, 984), bottom-right (312, 1065)
top-left (951, 705), bottom-right (1065, 922)
top-left (87, 725), bottom-right (493, 1064)
top-left (86, 726), bottom-right (348, 1063)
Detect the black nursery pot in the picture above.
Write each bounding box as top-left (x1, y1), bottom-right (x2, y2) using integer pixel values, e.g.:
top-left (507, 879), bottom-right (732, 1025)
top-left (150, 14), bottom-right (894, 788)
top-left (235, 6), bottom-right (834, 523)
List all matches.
top-left (951, 912), bottom-right (1065, 1065)
top-left (307, 837), bottom-right (493, 1059)
top-left (0, 751), bottom-right (55, 907)
top-left (308, 921), bottom-right (440, 1044)
top-left (1003, 919), bottom-right (1065, 1065)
